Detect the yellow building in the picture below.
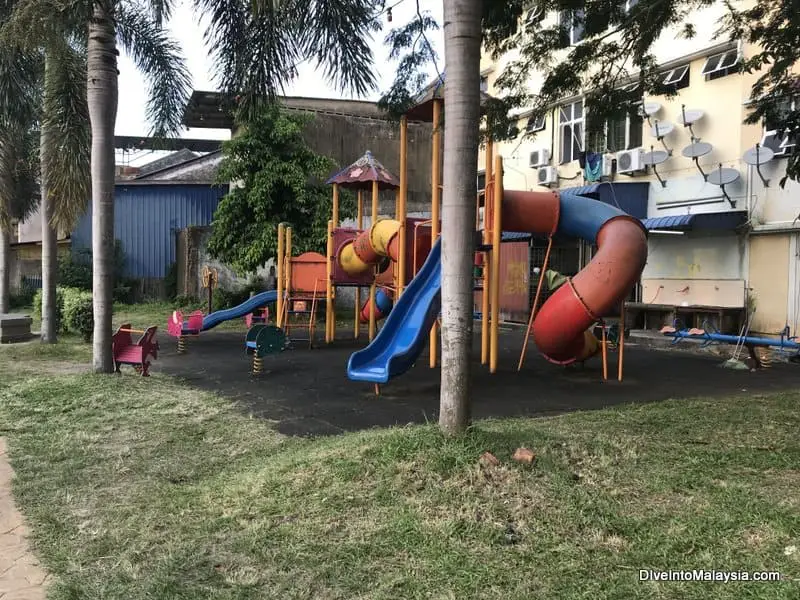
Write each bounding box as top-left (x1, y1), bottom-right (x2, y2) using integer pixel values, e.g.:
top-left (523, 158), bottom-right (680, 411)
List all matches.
top-left (479, 2), bottom-right (797, 336)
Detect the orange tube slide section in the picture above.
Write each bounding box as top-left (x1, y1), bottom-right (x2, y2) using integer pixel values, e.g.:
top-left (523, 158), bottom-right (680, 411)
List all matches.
top-left (338, 219), bottom-right (401, 276)
top-left (503, 190), bottom-right (648, 364)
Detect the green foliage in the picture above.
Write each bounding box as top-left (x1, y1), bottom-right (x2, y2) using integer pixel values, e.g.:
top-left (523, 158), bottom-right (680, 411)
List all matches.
top-left (212, 277), bottom-right (267, 312)
top-left (207, 105), bottom-right (355, 274)
top-left (164, 262), bottom-right (178, 301)
top-left (58, 250), bottom-right (92, 290)
top-left (33, 287), bottom-right (65, 332)
top-left (62, 287), bottom-right (93, 341)
top-left (9, 280), bottom-right (36, 309)
top-left (33, 286), bottom-right (93, 340)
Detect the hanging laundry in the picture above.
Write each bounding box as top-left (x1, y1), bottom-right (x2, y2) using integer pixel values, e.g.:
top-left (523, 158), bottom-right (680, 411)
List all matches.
top-left (584, 151), bottom-right (603, 182)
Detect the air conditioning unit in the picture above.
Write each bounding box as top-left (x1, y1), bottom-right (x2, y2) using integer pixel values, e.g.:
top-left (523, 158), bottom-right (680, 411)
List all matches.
top-left (537, 166), bottom-right (559, 186)
top-left (616, 148), bottom-right (645, 174)
top-left (529, 148), bottom-right (551, 168)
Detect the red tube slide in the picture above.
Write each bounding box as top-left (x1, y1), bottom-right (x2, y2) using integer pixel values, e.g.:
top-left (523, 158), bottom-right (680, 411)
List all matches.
top-left (502, 190), bottom-right (648, 364)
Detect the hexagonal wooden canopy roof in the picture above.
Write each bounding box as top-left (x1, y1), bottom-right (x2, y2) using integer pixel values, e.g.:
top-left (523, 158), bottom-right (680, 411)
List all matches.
top-left (326, 150), bottom-right (399, 190)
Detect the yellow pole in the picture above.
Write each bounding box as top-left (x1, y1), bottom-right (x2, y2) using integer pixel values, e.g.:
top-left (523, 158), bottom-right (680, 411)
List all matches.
top-left (371, 180), bottom-right (379, 224)
top-left (481, 141), bottom-right (493, 365)
top-left (354, 190), bottom-right (363, 339)
top-left (490, 156), bottom-right (503, 374)
top-left (398, 116), bottom-right (408, 296)
top-left (618, 302), bottom-right (626, 382)
top-left (285, 227), bottom-right (293, 329)
top-left (429, 99), bottom-right (442, 368)
top-left (277, 223), bottom-right (285, 328)
top-left (326, 219), bottom-right (334, 343)
top-left (332, 183), bottom-right (339, 227)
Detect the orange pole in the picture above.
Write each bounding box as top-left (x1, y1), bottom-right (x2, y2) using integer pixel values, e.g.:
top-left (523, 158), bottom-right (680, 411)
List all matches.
top-left (490, 156), bottom-right (503, 374)
top-left (277, 223), bottom-right (285, 328)
top-left (618, 301), bottom-right (626, 382)
top-left (601, 322), bottom-right (608, 380)
top-left (326, 220), bottom-right (334, 343)
top-left (481, 141), bottom-right (493, 365)
top-left (430, 99), bottom-right (442, 368)
top-left (398, 116), bottom-right (408, 296)
top-left (332, 183), bottom-right (339, 227)
top-left (285, 227), bottom-right (293, 328)
top-left (517, 235), bottom-right (553, 371)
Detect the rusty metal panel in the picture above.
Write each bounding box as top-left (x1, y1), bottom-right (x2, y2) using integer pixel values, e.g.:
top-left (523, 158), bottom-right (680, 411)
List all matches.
top-left (498, 241), bottom-right (530, 323)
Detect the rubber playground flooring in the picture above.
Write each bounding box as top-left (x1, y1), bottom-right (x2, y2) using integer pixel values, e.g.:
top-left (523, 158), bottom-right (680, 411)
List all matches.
top-left (157, 327), bottom-right (799, 437)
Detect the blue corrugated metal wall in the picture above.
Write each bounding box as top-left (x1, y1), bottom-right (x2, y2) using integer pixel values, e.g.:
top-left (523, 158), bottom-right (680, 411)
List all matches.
top-left (71, 184), bottom-right (227, 278)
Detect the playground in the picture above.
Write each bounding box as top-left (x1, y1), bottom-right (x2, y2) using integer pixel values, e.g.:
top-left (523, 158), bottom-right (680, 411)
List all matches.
top-left (156, 326), bottom-right (800, 436)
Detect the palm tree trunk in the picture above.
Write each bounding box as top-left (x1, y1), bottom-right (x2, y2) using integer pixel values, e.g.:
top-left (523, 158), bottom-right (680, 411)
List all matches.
top-left (87, 2), bottom-right (119, 372)
top-left (40, 55), bottom-right (58, 343)
top-left (0, 225), bottom-right (10, 313)
top-left (439, 0), bottom-right (482, 435)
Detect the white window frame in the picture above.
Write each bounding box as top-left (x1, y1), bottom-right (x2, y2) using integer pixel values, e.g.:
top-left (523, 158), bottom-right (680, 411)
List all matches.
top-left (559, 100), bottom-right (584, 164)
top-left (525, 113), bottom-right (546, 134)
top-left (662, 64), bottom-right (690, 89)
top-left (761, 99), bottom-right (797, 158)
top-left (701, 50), bottom-right (740, 80)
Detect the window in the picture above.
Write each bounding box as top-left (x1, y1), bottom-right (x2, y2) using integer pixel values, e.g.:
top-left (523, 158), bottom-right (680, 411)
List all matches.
top-left (480, 76), bottom-right (489, 93)
top-left (701, 50), bottom-right (740, 81)
top-left (559, 100), bottom-right (584, 163)
top-left (588, 111), bottom-right (643, 153)
top-left (662, 64), bottom-right (690, 91)
top-left (477, 170), bottom-right (487, 193)
top-left (761, 99), bottom-right (797, 158)
top-left (561, 9), bottom-right (585, 45)
top-left (525, 113), bottom-right (546, 133)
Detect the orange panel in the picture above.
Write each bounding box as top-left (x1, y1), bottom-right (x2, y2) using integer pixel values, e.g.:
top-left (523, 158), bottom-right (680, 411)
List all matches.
top-left (290, 252), bottom-right (328, 294)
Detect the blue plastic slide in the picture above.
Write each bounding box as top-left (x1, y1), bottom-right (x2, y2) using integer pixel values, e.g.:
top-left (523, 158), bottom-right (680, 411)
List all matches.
top-left (192, 290), bottom-right (278, 332)
top-left (347, 240), bottom-right (441, 383)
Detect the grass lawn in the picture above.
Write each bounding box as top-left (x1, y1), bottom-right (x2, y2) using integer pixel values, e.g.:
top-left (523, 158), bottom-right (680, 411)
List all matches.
top-left (0, 343), bottom-right (798, 599)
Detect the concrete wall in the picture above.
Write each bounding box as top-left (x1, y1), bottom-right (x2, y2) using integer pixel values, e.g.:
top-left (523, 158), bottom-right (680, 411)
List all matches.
top-left (643, 233), bottom-right (745, 280)
top-left (295, 110), bottom-right (433, 215)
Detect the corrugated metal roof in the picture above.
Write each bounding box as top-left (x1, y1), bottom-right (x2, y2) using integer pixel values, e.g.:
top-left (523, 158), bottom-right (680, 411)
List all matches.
top-left (501, 231), bottom-right (532, 242)
top-left (642, 211), bottom-right (748, 231)
top-left (71, 184), bottom-right (227, 278)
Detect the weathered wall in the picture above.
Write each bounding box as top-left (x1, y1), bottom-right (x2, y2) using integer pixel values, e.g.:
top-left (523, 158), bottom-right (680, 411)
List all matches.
top-left (748, 233), bottom-right (790, 333)
top-left (292, 110), bottom-right (433, 215)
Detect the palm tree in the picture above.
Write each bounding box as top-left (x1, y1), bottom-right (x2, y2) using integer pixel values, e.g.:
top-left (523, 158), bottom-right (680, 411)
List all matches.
top-left (1, 6), bottom-right (92, 341)
top-left (0, 36), bottom-right (40, 314)
top-left (6, 0), bottom-right (379, 371)
top-left (438, 0), bottom-right (482, 435)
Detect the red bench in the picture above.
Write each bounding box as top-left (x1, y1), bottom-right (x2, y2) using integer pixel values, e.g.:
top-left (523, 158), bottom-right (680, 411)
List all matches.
top-left (113, 324), bottom-right (159, 376)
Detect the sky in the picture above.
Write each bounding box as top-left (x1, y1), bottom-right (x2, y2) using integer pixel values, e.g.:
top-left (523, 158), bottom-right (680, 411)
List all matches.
top-left (116, 0), bottom-right (444, 165)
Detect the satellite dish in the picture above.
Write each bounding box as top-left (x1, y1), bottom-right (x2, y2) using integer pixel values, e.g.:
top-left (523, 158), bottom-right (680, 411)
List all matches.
top-left (678, 109), bottom-right (704, 126)
top-left (651, 121), bottom-right (674, 138)
top-left (707, 165), bottom-right (739, 207)
top-left (743, 145), bottom-right (775, 166)
top-left (641, 102), bottom-right (661, 117)
top-left (643, 150), bottom-right (669, 166)
top-left (682, 141), bottom-right (713, 158)
top-left (707, 167), bottom-right (740, 186)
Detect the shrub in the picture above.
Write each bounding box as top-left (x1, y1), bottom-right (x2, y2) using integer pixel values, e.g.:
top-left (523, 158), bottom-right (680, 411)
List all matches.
top-left (164, 262), bottom-right (178, 301)
top-left (9, 281), bottom-right (37, 309)
top-left (33, 287), bottom-right (65, 332)
top-left (65, 296), bottom-right (93, 342)
top-left (58, 252), bottom-right (92, 290)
